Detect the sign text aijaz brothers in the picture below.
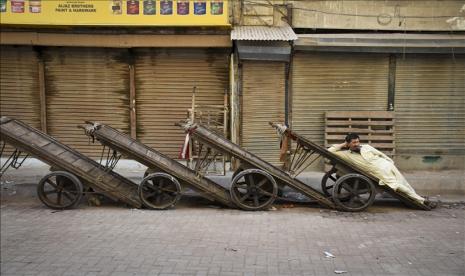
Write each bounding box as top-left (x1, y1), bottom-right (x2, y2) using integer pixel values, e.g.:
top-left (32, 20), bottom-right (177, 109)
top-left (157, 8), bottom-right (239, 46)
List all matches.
top-left (0, 0), bottom-right (229, 26)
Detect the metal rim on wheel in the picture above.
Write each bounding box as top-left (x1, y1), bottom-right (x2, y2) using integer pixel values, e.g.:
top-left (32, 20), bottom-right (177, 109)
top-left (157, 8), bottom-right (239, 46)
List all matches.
top-left (37, 171), bottom-right (83, 210)
top-left (332, 173), bottom-right (376, 212)
top-left (138, 172), bottom-right (182, 210)
top-left (230, 169), bottom-right (278, 211)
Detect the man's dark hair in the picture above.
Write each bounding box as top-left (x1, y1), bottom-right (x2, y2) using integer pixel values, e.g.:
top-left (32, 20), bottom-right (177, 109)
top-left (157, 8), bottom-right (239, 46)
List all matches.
top-left (345, 133), bottom-right (360, 143)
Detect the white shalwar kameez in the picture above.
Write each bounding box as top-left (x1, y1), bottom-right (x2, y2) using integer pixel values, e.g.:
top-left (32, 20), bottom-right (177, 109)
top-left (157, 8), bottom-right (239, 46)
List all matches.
top-left (328, 144), bottom-right (425, 204)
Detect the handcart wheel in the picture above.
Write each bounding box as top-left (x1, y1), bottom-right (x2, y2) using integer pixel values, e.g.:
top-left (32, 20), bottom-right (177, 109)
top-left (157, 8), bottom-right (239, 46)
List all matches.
top-left (138, 173), bottom-right (182, 210)
top-left (321, 168), bottom-right (338, 197)
top-left (230, 169), bottom-right (278, 211)
top-left (37, 171), bottom-right (83, 209)
top-left (332, 173), bottom-right (376, 212)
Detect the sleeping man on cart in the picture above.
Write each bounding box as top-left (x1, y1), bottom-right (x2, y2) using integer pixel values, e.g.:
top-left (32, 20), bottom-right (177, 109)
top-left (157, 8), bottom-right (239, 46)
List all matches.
top-left (329, 133), bottom-right (438, 209)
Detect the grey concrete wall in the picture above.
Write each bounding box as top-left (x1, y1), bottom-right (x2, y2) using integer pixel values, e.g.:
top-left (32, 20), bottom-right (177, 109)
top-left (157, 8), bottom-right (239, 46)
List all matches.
top-left (233, 0), bottom-right (465, 30)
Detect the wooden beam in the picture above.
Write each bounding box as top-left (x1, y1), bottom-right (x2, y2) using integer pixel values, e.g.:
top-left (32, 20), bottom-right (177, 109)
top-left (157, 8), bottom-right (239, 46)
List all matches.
top-left (38, 60), bottom-right (47, 133)
top-left (388, 54), bottom-right (396, 111)
top-left (1, 32), bottom-right (232, 48)
top-left (129, 64), bottom-right (136, 139)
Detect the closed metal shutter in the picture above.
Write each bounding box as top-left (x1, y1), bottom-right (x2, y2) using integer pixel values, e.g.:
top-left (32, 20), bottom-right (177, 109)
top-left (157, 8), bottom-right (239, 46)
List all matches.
top-left (242, 61), bottom-right (285, 165)
top-left (395, 54), bottom-right (465, 155)
top-left (0, 46), bottom-right (40, 128)
top-left (0, 46), bottom-right (40, 154)
top-left (44, 48), bottom-right (130, 157)
top-left (292, 52), bottom-right (389, 146)
top-left (135, 48), bottom-right (229, 158)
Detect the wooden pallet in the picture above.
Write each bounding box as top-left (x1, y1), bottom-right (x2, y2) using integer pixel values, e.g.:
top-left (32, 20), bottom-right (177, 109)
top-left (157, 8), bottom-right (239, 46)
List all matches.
top-left (325, 111), bottom-right (395, 156)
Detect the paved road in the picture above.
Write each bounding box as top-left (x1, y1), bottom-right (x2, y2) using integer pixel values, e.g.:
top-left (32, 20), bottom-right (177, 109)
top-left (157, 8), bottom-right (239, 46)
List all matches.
top-left (1, 197), bottom-right (464, 276)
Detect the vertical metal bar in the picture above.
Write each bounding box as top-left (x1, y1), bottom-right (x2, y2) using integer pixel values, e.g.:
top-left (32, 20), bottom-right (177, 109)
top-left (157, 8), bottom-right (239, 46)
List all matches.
top-left (388, 54), bottom-right (396, 111)
top-left (129, 64), bottom-right (137, 139)
top-left (38, 59), bottom-right (47, 133)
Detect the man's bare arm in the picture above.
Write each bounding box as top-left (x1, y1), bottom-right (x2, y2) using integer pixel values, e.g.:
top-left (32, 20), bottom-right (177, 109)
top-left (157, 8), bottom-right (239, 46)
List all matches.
top-left (328, 142), bottom-right (348, 152)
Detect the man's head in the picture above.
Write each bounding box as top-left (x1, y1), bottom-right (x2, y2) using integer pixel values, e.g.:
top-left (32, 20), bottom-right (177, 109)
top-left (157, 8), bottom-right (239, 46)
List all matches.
top-left (345, 133), bottom-right (361, 152)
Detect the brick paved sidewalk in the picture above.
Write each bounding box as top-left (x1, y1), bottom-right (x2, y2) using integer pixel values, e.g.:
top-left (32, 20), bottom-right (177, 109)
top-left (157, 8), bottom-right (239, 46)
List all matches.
top-left (1, 197), bottom-right (464, 276)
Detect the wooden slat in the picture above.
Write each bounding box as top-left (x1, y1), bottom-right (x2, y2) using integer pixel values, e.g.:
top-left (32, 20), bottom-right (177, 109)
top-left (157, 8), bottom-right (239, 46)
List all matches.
top-left (325, 111), bottom-right (395, 157)
top-left (326, 111), bottom-right (394, 119)
top-left (326, 120), bottom-right (394, 126)
top-left (325, 127), bottom-right (394, 134)
top-left (326, 135), bottom-right (394, 141)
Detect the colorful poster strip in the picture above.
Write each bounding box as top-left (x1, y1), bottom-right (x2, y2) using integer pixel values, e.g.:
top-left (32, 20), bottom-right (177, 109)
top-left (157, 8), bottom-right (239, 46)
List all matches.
top-left (0, 0), bottom-right (228, 26)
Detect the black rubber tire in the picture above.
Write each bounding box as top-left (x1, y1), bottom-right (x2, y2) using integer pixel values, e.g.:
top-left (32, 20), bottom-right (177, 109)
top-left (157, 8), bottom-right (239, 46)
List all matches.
top-left (37, 171), bottom-right (83, 210)
top-left (332, 173), bottom-right (376, 212)
top-left (138, 173), bottom-right (182, 210)
top-left (230, 169), bottom-right (278, 211)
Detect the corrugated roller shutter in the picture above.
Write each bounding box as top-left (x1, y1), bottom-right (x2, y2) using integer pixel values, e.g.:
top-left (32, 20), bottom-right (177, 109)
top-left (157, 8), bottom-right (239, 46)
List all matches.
top-left (44, 48), bottom-right (130, 157)
top-left (242, 61), bottom-right (285, 165)
top-left (0, 46), bottom-right (40, 128)
top-left (135, 48), bottom-right (229, 158)
top-left (395, 54), bottom-right (465, 155)
top-left (292, 52), bottom-right (389, 146)
top-left (0, 46), bottom-right (40, 155)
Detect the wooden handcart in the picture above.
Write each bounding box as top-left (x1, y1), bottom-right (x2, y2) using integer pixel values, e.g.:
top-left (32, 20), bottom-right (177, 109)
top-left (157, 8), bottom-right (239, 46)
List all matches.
top-left (0, 117), bottom-right (142, 209)
top-left (81, 122), bottom-right (238, 210)
top-left (269, 122), bottom-right (431, 211)
top-left (176, 120), bottom-right (337, 211)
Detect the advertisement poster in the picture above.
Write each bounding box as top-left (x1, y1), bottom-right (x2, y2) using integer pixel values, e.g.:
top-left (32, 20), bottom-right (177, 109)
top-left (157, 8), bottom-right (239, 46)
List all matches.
top-left (0, 0), bottom-right (228, 26)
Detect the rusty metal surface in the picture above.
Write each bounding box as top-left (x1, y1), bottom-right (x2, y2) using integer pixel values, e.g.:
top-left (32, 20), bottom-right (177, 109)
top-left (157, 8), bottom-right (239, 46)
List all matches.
top-left (0, 117), bottom-right (142, 208)
top-left (83, 122), bottom-right (234, 208)
top-left (395, 54), bottom-right (465, 155)
top-left (231, 24), bottom-right (297, 41)
top-left (177, 121), bottom-right (336, 209)
top-left (43, 48), bottom-right (130, 158)
top-left (272, 122), bottom-right (431, 211)
top-left (242, 61), bottom-right (285, 165)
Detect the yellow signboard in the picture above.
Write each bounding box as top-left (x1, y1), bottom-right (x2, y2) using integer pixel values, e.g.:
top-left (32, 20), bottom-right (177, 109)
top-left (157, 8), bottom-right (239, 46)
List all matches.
top-left (0, 0), bottom-right (229, 26)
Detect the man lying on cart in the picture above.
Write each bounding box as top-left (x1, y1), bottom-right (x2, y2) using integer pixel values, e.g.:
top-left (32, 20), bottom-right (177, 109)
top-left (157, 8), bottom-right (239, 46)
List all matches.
top-left (329, 133), bottom-right (438, 209)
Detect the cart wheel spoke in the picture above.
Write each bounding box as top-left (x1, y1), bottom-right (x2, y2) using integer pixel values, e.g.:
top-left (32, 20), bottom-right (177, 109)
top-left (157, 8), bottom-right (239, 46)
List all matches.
top-left (144, 191), bottom-right (158, 199)
top-left (253, 194), bottom-right (259, 207)
top-left (257, 178), bottom-right (268, 188)
top-left (45, 179), bottom-right (58, 189)
top-left (356, 188), bottom-right (370, 195)
top-left (246, 174), bottom-right (256, 186)
top-left (235, 184), bottom-right (248, 189)
top-left (240, 192), bottom-right (251, 202)
top-left (256, 187), bottom-right (275, 197)
top-left (353, 179), bottom-right (360, 193)
top-left (62, 191), bottom-right (76, 201)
